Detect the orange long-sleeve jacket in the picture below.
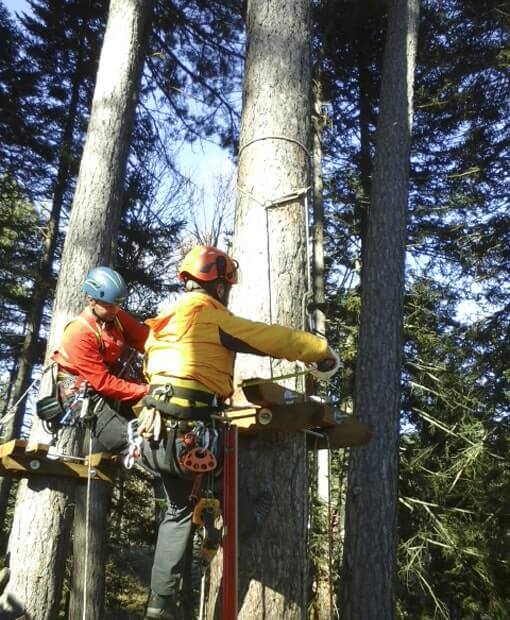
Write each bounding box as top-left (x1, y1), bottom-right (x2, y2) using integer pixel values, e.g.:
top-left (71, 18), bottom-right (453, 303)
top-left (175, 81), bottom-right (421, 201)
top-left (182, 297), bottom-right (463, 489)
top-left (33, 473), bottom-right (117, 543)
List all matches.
top-left (51, 309), bottom-right (149, 402)
top-left (144, 291), bottom-right (330, 398)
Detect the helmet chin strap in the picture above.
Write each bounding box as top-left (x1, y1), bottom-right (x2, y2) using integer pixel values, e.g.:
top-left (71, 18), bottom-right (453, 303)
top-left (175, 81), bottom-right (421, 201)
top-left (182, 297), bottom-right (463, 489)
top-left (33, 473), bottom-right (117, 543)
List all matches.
top-left (90, 303), bottom-right (115, 324)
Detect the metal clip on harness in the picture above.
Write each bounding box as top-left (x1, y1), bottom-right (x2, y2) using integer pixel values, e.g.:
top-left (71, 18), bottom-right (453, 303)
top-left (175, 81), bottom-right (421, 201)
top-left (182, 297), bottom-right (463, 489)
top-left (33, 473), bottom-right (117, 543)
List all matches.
top-left (124, 419), bottom-right (143, 470)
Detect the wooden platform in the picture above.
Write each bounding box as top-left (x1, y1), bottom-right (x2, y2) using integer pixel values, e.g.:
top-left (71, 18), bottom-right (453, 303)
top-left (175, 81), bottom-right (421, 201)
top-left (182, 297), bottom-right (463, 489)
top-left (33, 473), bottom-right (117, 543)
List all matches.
top-left (226, 380), bottom-right (372, 449)
top-left (0, 440), bottom-right (119, 483)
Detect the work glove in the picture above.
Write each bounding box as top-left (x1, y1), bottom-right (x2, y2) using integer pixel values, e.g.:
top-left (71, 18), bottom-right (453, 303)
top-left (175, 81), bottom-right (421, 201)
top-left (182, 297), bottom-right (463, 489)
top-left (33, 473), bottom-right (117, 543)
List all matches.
top-left (137, 406), bottom-right (162, 441)
top-left (308, 347), bottom-right (341, 381)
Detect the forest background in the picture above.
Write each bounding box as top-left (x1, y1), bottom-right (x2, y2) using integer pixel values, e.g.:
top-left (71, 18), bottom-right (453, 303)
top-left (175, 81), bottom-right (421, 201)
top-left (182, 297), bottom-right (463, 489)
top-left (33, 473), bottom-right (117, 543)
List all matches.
top-left (0, 0), bottom-right (508, 618)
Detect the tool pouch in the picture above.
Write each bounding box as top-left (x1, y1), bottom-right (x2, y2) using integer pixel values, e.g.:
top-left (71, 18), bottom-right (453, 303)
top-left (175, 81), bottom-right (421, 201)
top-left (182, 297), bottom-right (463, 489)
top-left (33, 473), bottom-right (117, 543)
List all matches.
top-left (36, 365), bottom-right (64, 424)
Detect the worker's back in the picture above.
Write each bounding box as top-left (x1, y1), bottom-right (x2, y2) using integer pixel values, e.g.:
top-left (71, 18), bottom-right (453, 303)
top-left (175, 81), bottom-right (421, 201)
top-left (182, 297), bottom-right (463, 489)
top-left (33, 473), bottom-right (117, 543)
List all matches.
top-left (145, 291), bottom-right (235, 397)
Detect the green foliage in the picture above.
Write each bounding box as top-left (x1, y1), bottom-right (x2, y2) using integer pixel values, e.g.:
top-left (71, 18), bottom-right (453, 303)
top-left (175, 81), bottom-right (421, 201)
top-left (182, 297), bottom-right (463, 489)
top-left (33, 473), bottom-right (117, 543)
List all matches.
top-left (0, 177), bottom-right (43, 363)
top-left (398, 278), bottom-right (510, 617)
top-left (313, 0), bottom-right (509, 616)
top-left (105, 470), bottom-right (158, 615)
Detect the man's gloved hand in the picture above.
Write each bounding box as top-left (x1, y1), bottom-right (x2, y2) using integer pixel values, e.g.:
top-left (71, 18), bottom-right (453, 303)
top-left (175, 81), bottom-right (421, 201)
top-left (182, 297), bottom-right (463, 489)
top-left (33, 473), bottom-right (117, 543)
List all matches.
top-left (308, 347), bottom-right (341, 381)
top-left (137, 406), bottom-right (162, 441)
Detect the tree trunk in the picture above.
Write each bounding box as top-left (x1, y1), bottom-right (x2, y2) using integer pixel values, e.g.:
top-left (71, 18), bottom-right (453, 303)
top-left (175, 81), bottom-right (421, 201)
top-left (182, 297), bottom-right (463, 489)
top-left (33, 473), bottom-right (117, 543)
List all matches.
top-left (209, 1), bottom-right (312, 618)
top-left (341, 1), bottom-right (420, 619)
top-left (309, 61), bottom-right (334, 620)
top-left (356, 30), bottom-right (373, 261)
top-left (4, 1), bottom-right (154, 618)
top-left (68, 467), bottom-right (113, 620)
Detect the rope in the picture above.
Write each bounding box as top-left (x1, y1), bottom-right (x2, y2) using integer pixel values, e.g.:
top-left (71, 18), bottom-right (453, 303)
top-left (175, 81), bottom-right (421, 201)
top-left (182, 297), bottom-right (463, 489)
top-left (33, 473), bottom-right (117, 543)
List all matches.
top-left (302, 429), bottom-right (309, 620)
top-left (238, 135), bottom-right (311, 161)
top-left (82, 428), bottom-right (93, 620)
top-left (326, 432), bottom-right (334, 619)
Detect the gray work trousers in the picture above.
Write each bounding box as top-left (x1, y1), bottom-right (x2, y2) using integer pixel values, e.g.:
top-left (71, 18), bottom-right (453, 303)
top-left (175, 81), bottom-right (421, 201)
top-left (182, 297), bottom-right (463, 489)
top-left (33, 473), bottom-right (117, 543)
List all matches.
top-left (92, 407), bottom-right (219, 597)
top-left (91, 405), bottom-right (254, 602)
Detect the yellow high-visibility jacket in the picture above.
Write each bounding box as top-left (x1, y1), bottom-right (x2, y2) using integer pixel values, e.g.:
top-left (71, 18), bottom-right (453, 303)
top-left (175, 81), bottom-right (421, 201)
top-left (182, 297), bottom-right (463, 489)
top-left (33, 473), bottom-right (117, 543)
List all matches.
top-left (144, 291), bottom-right (329, 398)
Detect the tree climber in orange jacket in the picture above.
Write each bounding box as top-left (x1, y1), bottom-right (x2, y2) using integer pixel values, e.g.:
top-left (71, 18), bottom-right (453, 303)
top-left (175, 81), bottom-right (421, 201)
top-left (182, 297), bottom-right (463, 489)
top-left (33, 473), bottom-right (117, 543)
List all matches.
top-left (49, 266), bottom-right (149, 452)
top-left (141, 245), bottom-right (340, 620)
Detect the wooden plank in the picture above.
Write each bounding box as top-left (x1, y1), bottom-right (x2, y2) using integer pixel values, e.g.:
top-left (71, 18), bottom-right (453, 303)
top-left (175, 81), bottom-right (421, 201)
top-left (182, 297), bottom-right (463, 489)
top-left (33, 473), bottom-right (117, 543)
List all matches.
top-left (313, 417), bottom-right (373, 449)
top-left (0, 439), bottom-right (27, 459)
top-left (239, 381), bottom-right (305, 407)
top-left (0, 449), bottom-right (118, 483)
top-left (25, 442), bottom-right (50, 454)
top-left (87, 452), bottom-right (118, 467)
top-left (225, 396), bottom-right (372, 449)
top-left (227, 401), bottom-right (340, 434)
top-left (224, 407), bottom-right (259, 429)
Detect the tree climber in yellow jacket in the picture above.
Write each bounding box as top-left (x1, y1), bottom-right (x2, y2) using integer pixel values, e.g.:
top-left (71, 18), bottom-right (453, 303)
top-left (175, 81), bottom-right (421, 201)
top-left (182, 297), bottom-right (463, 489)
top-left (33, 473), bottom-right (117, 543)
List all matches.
top-left (141, 245), bottom-right (339, 620)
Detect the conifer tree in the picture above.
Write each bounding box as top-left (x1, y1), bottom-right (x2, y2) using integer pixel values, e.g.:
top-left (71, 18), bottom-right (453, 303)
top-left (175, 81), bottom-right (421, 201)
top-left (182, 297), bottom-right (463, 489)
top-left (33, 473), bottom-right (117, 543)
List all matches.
top-left (222, 0), bottom-right (313, 616)
top-left (4, 1), bottom-right (154, 617)
top-left (341, 1), bottom-right (420, 617)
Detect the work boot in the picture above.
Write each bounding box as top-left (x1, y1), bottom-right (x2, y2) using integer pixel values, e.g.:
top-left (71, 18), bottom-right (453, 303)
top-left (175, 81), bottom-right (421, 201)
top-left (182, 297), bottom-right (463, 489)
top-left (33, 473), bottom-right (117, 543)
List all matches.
top-left (144, 591), bottom-right (183, 620)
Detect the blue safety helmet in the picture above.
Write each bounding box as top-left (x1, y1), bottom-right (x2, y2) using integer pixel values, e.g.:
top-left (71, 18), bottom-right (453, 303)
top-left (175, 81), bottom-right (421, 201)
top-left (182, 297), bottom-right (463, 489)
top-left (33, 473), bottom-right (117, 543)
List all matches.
top-left (82, 266), bottom-right (128, 305)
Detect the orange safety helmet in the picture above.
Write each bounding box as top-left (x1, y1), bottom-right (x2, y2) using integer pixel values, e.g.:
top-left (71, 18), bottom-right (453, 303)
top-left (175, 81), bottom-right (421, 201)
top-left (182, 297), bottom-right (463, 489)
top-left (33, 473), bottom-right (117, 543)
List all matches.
top-left (178, 245), bottom-right (239, 285)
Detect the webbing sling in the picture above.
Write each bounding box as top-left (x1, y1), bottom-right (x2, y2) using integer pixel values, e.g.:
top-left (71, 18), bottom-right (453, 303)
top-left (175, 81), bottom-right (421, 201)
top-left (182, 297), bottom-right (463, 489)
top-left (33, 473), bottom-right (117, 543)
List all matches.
top-left (145, 381), bottom-right (221, 422)
top-left (143, 395), bottom-right (213, 422)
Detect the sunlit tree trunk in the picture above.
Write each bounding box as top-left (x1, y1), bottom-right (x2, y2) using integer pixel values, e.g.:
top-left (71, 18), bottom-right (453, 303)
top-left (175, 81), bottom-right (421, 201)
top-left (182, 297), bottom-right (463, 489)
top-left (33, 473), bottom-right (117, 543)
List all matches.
top-left (341, 1), bottom-right (420, 618)
top-left (207, 0), bottom-right (312, 618)
top-left (4, 1), bottom-right (154, 618)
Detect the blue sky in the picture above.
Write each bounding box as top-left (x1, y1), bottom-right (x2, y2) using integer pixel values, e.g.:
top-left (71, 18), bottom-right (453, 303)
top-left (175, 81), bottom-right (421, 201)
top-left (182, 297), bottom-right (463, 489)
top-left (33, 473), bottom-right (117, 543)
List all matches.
top-left (3, 0), bottom-right (235, 234)
top-left (4, 0), bottom-right (29, 16)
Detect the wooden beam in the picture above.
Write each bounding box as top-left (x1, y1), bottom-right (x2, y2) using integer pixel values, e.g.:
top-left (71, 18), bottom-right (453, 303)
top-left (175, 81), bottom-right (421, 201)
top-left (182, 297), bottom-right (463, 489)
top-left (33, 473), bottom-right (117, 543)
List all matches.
top-left (239, 380), bottom-right (306, 406)
top-left (227, 379), bottom-right (373, 449)
top-left (0, 440), bottom-right (119, 483)
top-left (309, 417), bottom-right (373, 449)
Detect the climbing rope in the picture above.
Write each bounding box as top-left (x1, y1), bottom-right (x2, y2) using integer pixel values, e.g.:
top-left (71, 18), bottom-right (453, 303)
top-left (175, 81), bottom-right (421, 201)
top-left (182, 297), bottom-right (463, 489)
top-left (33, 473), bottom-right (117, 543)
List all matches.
top-left (82, 427), bottom-right (93, 620)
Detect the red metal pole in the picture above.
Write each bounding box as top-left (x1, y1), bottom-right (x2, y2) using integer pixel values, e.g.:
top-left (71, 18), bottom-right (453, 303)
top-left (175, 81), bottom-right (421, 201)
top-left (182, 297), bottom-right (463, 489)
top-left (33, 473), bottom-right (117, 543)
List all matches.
top-left (222, 424), bottom-right (238, 619)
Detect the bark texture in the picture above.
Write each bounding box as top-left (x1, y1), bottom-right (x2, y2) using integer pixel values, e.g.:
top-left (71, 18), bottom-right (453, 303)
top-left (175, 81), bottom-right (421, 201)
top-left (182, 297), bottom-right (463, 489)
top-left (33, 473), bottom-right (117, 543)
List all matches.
top-left (341, 1), bottom-right (420, 619)
top-left (4, 1), bottom-right (154, 617)
top-left (216, 0), bottom-right (312, 617)
top-left (69, 475), bottom-right (113, 620)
